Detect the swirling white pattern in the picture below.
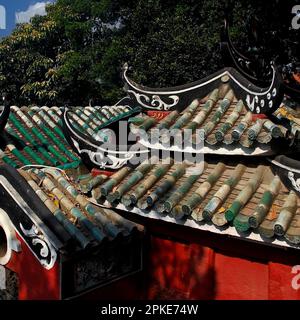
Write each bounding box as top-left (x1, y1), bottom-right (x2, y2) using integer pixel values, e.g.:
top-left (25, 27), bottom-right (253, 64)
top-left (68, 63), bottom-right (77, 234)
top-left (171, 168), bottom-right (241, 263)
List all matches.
top-left (288, 171), bottom-right (300, 192)
top-left (128, 90), bottom-right (179, 110)
top-left (20, 223), bottom-right (57, 270)
top-left (81, 148), bottom-right (133, 170)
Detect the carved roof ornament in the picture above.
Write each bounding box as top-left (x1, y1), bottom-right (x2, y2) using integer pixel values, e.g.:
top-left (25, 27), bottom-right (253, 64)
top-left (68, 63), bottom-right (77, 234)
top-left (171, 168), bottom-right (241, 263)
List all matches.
top-left (121, 62), bottom-right (285, 115)
top-left (0, 97), bottom-right (10, 132)
top-left (220, 17), bottom-right (300, 103)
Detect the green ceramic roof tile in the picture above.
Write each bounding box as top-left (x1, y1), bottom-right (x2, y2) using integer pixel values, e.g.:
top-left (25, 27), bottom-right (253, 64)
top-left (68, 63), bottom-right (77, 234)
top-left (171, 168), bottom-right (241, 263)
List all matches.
top-left (1, 102), bottom-right (298, 251)
top-left (0, 147), bottom-right (18, 167)
top-left (89, 160), bottom-right (300, 248)
top-left (27, 110), bottom-right (75, 162)
top-left (128, 85), bottom-right (292, 155)
top-left (0, 105), bottom-right (127, 169)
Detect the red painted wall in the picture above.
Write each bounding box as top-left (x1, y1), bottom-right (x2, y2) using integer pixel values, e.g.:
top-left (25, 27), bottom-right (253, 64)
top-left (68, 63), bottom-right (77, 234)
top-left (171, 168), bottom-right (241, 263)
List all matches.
top-left (6, 234), bottom-right (60, 300)
top-left (145, 236), bottom-right (300, 300)
top-left (214, 253), bottom-right (269, 299)
top-left (4, 227), bottom-right (300, 300)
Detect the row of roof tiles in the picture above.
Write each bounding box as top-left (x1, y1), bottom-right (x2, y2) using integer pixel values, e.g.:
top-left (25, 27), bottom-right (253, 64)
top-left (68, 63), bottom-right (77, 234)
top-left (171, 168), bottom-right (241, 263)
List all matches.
top-left (0, 105), bottom-right (131, 169)
top-left (1, 102), bottom-right (299, 249)
top-left (80, 159), bottom-right (300, 246)
top-left (0, 104), bottom-right (144, 252)
top-left (18, 167), bottom-right (140, 250)
top-left (128, 87), bottom-right (300, 151)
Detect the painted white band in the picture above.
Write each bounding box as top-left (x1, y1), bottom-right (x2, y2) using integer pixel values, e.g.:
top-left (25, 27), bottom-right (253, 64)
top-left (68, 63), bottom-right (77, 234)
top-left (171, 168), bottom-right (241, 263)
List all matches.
top-left (0, 208), bottom-right (21, 266)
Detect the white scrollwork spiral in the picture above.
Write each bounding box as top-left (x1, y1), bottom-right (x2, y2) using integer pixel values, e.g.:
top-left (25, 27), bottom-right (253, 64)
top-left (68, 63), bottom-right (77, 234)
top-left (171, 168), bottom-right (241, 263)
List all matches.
top-left (19, 223), bottom-right (57, 270)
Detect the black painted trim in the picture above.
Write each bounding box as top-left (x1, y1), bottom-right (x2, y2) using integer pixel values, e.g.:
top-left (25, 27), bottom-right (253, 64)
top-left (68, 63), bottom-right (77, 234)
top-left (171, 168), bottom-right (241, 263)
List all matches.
top-left (0, 103), bottom-right (10, 132)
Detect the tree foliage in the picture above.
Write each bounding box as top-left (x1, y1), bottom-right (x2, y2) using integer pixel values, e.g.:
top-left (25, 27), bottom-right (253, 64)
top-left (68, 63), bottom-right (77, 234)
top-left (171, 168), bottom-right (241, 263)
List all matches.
top-left (0, 0), bottom-right (299, 106)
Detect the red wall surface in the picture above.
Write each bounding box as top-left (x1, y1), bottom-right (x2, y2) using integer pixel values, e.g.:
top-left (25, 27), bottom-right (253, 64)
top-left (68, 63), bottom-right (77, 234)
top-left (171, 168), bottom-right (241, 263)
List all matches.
top-left (5, 222), bottom-right (300, 300)
top-left (144, 236), bottom-right (300, 300)
top-left (6, 234), bottom-right (60, 300)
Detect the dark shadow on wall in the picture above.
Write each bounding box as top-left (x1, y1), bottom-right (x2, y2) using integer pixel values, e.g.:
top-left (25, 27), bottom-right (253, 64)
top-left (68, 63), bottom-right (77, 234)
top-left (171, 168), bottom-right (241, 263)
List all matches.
top-left (0, 266), bottom-right (18, 300)
top-left (145, 236), bottom-right (217, 300)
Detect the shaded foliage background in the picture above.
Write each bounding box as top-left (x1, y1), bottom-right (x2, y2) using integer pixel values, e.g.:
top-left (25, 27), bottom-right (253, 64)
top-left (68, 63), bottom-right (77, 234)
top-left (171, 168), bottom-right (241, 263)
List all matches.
top-left (0, 0), bottom-right (299, 106)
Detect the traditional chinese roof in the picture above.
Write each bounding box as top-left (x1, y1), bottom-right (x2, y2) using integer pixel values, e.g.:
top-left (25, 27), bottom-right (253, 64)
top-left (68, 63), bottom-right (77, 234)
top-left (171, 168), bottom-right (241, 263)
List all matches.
top-left (18, 167), bottom-right (140, 249)
top-left (220, 17), bottom-right (300, 102)
top-left (0, 105), bottom-right (134, 169)
top-left (57, 66), bottom-right (300, 175)
top-left (84, 158), bottom-right (300, 248)
top-left (0, 105), bottom-right (144, 276)
top-left (0, 163), bottom-right (143, 281)
top-left (128, 84), bottom-right (300, 156)
top-left (0, 65), bottom-right (300, 265)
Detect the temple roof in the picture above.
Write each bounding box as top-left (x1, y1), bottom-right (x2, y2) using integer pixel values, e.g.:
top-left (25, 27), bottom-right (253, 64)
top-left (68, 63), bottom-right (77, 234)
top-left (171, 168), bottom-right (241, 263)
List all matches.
top-left (85, 158), bottom-right (300, 249)
top-left (0, 105), bottom-right (144, 271)
top-left (0, 101), bottom-right (299, 251)
top-left (0, 65), bottom-right (300, 261)
top-left (0, 105), bottom-right (132, 169)
top-left (18, 167), bottom-right (140, 250)
top-left (128, 83), bottom-right (300, 156)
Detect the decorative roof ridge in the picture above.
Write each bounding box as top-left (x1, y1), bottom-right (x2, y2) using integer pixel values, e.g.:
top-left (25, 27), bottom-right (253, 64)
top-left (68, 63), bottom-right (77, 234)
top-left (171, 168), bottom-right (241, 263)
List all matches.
top-left (122, 63), bottom-right (284, 114)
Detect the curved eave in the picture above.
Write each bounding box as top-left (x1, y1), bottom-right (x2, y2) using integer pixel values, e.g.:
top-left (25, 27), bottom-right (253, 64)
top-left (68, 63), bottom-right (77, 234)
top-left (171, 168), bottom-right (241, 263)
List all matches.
top-left (220, 18), bottom-right (300, 103)
top-left (138, 137), bottom-right (276, 156)
top-left (123, 63), bottom-right (284, 114)
top-left (62, 108), bottom-right (149, 171)
top-left (0, 104), bottom-right (10, 132)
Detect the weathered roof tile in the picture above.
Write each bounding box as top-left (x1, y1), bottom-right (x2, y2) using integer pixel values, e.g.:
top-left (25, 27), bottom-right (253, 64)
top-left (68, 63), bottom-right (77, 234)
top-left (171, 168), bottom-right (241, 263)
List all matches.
top-left (18, 166), bottom-right (140, 249)
top-left (0, 105), bottom-right (132, 169)
top-left (90, 160), bottom-right (300, 247)
top-left (129, 84), bottom-right (296, 155)
top-left (0, 96), bottom-right (299, 251)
